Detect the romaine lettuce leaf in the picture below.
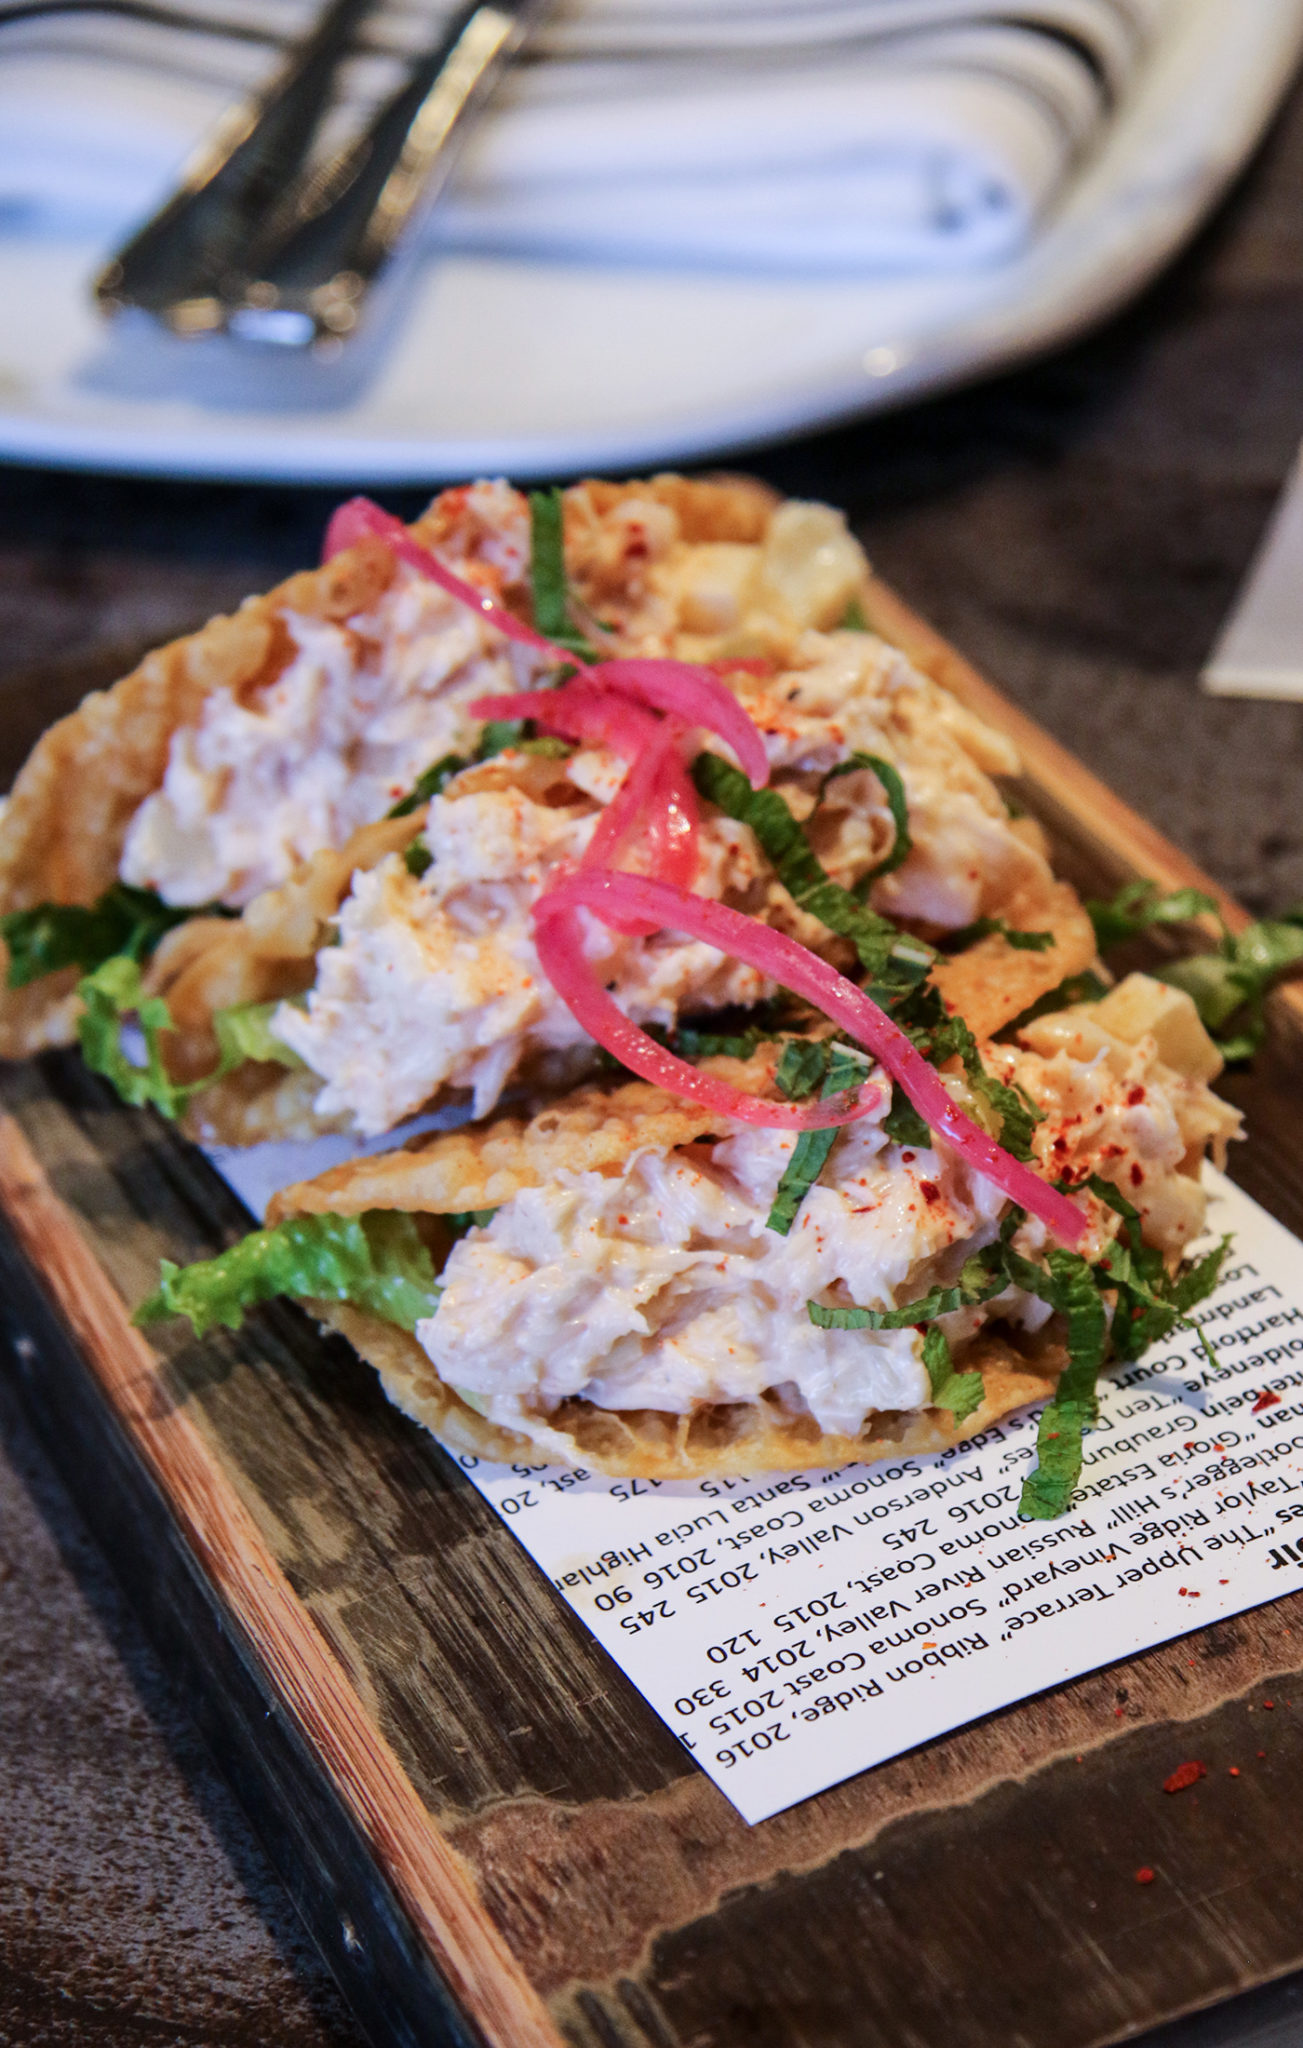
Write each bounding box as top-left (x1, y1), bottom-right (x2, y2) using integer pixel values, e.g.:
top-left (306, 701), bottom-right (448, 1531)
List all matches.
top-left (136, 1210), bottom-right (440, 1337)
top-left (79, 961), bottom-right (300, 1118)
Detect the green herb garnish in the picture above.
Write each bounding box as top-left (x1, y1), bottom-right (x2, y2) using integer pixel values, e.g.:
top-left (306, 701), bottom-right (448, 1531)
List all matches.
top-left (1089, 878), bottom-right (1303, 1062)
top-left (808, 1185), bottom-right (1230, 1518)
top-left (78, 962), bottom-right (299, 1119)
top-left (692, 752), bottom-right (933, 990)
top-left (387, 752), bottom-right (468, 819)
top-left (136, 1210), bottom-right (439, 1338)
top-left (1087, 879), bottom-right (1224, 952)
top-left (819, 751), bottom-right (912, 894)
top-left (944, 916), bottom-right (1054, 954)
top-left (767, 1042), bottom-right (871, 1236)
top-left (1, 882), bottom-right (219, 990)
top-left (529, 488), bottom-right (599, 660)
top-left (1002, 970), bottom-right (1110, 1035)
top-left (923, 1325), bottom-right (986, 1424)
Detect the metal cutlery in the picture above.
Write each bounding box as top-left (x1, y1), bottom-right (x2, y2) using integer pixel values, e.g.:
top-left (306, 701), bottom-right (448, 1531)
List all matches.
top-left (228, 0), bottom-right (542, 347)
top-left (94, 0), bottom-right (375, 334)
top-left (96, 0), bottom-right (549, 347)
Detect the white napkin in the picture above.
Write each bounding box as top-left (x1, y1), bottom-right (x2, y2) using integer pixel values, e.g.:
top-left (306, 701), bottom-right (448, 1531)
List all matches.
top-left (0, 0), bottom-right (1173, 273)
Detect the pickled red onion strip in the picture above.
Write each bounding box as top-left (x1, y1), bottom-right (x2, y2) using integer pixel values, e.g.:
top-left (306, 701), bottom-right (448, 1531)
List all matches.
top-left (472, 667), bottom-right (767, 792)
top-left (324, 500), bottom-right (772, 785)
top-left (583, 725), bottom-right (698, 931)
top-left (322, 496), bottom-right (568, 661)
top-left (533, 902), bottom-right (885, 1133)
top-left (539, 870), bottom-right (1089, 1249)
top-left (468, 684), bottom-right (659, 763)
top-left (585, 659), bottom-right (769, 790)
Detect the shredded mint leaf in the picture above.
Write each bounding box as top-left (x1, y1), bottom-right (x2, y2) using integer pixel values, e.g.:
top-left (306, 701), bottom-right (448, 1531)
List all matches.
top-left (693, 751), bottom-right (933, 990)
top-left (1, 882), bottom-right (219, 991)
top-left (883, 1083), bottom-right (930, 1147)
top-left (819, 752), bottom-right (912, 892)
top-left (1002, 970), bottom-right (1110, 1035)
top-left (1169, 1234), bottom-right (1234, 1315)
top-left (944, 917), bottom-right (1054, 954)
top-left (444, 1208), bottom-right (499, 1235)
top-left (928, 1012), bottom-right (1042, 1162)
top-left (405, 844), bottom-right (433, 879)
top-left (478, 719), bottom-right (527, 757)
top-left (674, 1022), bottom-right (777, 1060)
top-left (923, 1325), bottom-right (985, 1423)
top-left (838, 597), bottom-right (869, 631)
top-left (774, 1037), bottom-right (835, 1102)
top-left (808, 1249), bottom-right (1006, 1331)
top-left (386, 752), bottom-right (468, 819)
top-left (529, 488), bottom-right (599, 659)
top-left (767, 1044), bottom-right (870, 1236)
top-left (1019, 1380), bottom-right (1100, 1521)
top-left (136, 1210), bottom-right (439, 1338)
top-left (1008, 1244), bottom-right (1109, 1519)
top-left (1088, 879), bottom-right (1225, 953)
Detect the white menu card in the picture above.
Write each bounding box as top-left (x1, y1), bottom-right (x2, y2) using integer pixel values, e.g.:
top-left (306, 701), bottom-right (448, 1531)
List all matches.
top-left (456, 1170), bottom-right (1303, 1823)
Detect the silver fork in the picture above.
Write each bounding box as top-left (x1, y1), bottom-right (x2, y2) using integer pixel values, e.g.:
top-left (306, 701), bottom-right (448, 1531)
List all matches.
top-left (97, 0), bottom-right (550, 347)
top-left (95, 0), bottom-right (377, 335)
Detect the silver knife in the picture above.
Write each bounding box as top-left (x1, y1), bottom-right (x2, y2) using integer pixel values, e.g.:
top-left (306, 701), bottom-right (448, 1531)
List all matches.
top-left (1202, 443), bottom-right (1303, 700)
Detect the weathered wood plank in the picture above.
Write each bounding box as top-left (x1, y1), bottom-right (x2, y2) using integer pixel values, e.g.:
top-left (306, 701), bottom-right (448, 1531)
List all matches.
top-left (0, 1106), bottom-right (563, 2048)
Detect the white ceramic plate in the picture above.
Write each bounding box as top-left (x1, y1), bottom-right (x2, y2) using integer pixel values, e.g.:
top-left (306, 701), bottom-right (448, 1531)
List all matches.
top-left (1, 0), bottom-right (1300, 484)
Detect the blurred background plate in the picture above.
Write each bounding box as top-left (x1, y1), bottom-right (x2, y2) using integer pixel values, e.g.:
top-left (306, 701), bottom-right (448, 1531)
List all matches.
top-left (0, 0), bottom-right (1300, 483)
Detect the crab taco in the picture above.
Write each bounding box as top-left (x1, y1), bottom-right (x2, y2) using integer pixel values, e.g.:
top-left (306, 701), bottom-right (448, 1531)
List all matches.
top-left (140, 974), bottom-right (1238, 1514)
top-left (0, 475), bottom-right (1091, 1147)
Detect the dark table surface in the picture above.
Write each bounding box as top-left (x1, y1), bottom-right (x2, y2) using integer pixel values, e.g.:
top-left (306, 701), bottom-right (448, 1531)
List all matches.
top-left (4, 62), bottom-right (1303, 2048)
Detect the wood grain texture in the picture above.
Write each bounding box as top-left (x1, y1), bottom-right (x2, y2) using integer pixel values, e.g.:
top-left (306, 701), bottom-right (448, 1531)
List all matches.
top-left (0, 1109), bottom-right (561, 2048)
top-left (2, 604), bottom-right (1303, 2048)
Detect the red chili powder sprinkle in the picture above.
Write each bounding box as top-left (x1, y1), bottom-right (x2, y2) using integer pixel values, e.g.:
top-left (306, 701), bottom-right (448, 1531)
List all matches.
top-left (1163, 1760), bottom-right (1207, 1794)
top-left (1135, 1867), bottom-right (1156, 1885)
top-left (1253, 1389), bottom-right (1282, 1413)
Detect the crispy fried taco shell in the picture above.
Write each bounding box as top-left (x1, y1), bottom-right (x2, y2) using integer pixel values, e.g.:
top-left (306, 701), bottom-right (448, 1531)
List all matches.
top-left (267, 1067), bottom-right (1068, 1479)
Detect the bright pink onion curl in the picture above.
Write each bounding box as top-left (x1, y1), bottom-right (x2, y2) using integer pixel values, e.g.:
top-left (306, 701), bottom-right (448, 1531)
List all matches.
top-left (533, 870), bottom-right (1089, 1250)
top-left (324, 495), bottom-right (770, 791)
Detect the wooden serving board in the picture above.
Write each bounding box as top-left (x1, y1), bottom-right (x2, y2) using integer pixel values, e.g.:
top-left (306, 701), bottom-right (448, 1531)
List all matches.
top-left (3, 583), bottom-right (1303, 2048)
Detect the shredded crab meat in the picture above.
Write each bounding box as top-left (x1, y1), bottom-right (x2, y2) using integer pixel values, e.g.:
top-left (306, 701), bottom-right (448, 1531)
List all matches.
top-left (279, 631), bottom-right (1052, 1132)
top-left (120, 484), bottom-right (544, 908)
top-left (419, 1022), bottom-right (1228, 1450)
top-left (422, 1109), bottom-right (1011, 1447)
